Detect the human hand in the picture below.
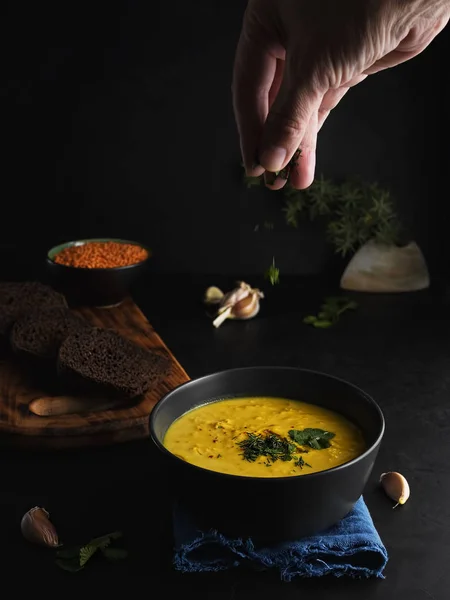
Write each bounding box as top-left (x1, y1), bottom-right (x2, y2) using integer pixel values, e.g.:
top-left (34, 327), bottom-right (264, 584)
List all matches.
top-left (232, 0), bottom-right (449, 190)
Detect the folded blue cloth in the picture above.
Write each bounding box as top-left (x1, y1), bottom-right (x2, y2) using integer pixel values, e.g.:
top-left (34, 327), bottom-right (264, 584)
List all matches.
top-left (173, 496), bottom-right (388, 581)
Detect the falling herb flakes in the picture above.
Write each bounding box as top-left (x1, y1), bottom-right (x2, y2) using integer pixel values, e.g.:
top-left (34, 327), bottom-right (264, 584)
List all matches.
top-left (265, 258), bottom-right (280, 286)
top-left (303, 296), bottom-right (357, 328)
top-left (55, 531), bottom-right (127, 573)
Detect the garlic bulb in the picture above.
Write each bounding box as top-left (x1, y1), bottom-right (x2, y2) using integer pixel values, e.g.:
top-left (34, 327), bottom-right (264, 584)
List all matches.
top-left (21, 506), bottom-right (60, 547)
top-left (380, 471), bottom-right (410, 508)
top-left (231, 292), bottom-right (262, 320)
top-left (210, 281), bottom-right (264, 328)
top-left (220, 281), bottom-right (254, 310)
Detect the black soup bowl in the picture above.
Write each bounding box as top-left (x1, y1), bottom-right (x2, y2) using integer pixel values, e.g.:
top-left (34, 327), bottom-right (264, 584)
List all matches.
top-left (150, 367), bottom-right (384, 543)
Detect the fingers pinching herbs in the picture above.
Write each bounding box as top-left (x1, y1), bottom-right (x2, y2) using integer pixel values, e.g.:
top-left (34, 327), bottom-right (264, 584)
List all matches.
top-left (257, 72), bottom-right (323, 176)
top-left (287, 110), bottom-right (318, 190)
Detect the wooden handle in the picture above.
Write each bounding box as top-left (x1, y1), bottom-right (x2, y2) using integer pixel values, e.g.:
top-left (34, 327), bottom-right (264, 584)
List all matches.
top-left (29, 396), bottom-right (125, 417)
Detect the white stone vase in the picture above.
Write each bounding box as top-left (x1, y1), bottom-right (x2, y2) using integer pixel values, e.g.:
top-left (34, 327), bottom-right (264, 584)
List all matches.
top-left (340, 239), bottom-right (430, 293)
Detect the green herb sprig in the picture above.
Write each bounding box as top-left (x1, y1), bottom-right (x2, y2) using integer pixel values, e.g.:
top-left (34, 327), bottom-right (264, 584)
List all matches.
top-left (56, 531), bottom-right (127, 573)
top-left (243, 167), bottom-right (403, 257)
top-left (282, 177), bottom-right (402, 256)
top-left (303, 296), bottom-right (357, 328)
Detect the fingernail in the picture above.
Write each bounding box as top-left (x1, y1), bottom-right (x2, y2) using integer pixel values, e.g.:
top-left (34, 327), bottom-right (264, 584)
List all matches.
top-left (259, 146), bottom-right (286, 172)
top-left (246, 164), bottom-right (265, 177)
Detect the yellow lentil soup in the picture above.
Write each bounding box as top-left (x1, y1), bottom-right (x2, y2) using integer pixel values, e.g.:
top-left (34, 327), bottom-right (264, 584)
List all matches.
top-left (163, 397), bottom-right (366, 478)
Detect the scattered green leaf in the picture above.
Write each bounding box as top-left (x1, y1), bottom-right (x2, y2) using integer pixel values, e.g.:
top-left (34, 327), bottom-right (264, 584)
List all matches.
top-left (55, 531), bottom-right (127, 573)
top-left (288, 428), bottom-right (335, 450)
top-left (303, 296), bottom-right (357, 328)
top-left (302, 315), bottom-right (317, 325)
top-left (79, 544), bottom-right (97, 568)
top-left (306, 318), bottom-right (333, 328)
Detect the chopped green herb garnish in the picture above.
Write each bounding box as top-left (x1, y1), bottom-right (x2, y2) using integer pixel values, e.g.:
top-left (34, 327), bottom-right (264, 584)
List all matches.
top-left (294, 455), bottom-right (312, 469)
top-left (236, 431), bottom-right (312, 470)
top-left (237, 431), bottom-right (295, 463)
top-left (277, 148), bottom-right (301, 181)
top-left (288, 428), bottom-right (335, 450)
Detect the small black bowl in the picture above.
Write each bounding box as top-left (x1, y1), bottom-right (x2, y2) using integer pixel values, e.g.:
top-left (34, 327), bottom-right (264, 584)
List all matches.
top-left (150, 366), bottom-right (384, 543)
top-left (45, 238), bottom-right (150, 307)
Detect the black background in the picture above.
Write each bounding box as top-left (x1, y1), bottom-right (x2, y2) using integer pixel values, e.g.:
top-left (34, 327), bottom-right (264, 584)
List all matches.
top-left (2, 1), bottom-right (449, 279)
top-left (2, 4), bottom-right (450, 595)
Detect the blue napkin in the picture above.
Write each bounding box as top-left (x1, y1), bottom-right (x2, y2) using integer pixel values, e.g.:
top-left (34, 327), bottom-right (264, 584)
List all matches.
top-left (173, 496), bottom-right (388, 581)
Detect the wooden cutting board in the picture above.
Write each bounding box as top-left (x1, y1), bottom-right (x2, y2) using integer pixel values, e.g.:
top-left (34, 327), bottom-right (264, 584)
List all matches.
top-left (0, 298), bottom-right (189, 449)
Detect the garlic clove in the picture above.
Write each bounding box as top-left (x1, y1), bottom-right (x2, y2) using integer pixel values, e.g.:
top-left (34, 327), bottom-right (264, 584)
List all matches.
top-left (21, 506), bottom-right (60, 547)
top-left (204, 286), bottom-right (224, 305)
top-left (380, 471), bottom-right (410, 508)
top-left (213, 306), bottom-right (233, 328)
top-left (211, 281), bottom-right (264, 328)
top-left (219, 281), bottom-right (252, 310)
top-left (230, 290), bottom-right (264, 320)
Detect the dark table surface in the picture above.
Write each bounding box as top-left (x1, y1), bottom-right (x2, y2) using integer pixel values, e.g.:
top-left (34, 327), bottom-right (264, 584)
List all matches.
top-left (3, 269), bottom-right (450, 598)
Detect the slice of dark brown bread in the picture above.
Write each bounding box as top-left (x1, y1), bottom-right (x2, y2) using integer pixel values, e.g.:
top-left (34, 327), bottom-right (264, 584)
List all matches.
top-left (11, 306), bottom-right (90, 362)
top-left (0, 308), bottom-right (16, 353)
top-left (0, 281), bottom-right (67, 349)
top-left (58, 327), bottom-right (172, 399)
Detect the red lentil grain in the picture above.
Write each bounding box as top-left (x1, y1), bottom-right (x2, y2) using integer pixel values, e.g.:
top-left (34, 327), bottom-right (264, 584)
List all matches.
top-left (54, 241), bottom-right (148, 269)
